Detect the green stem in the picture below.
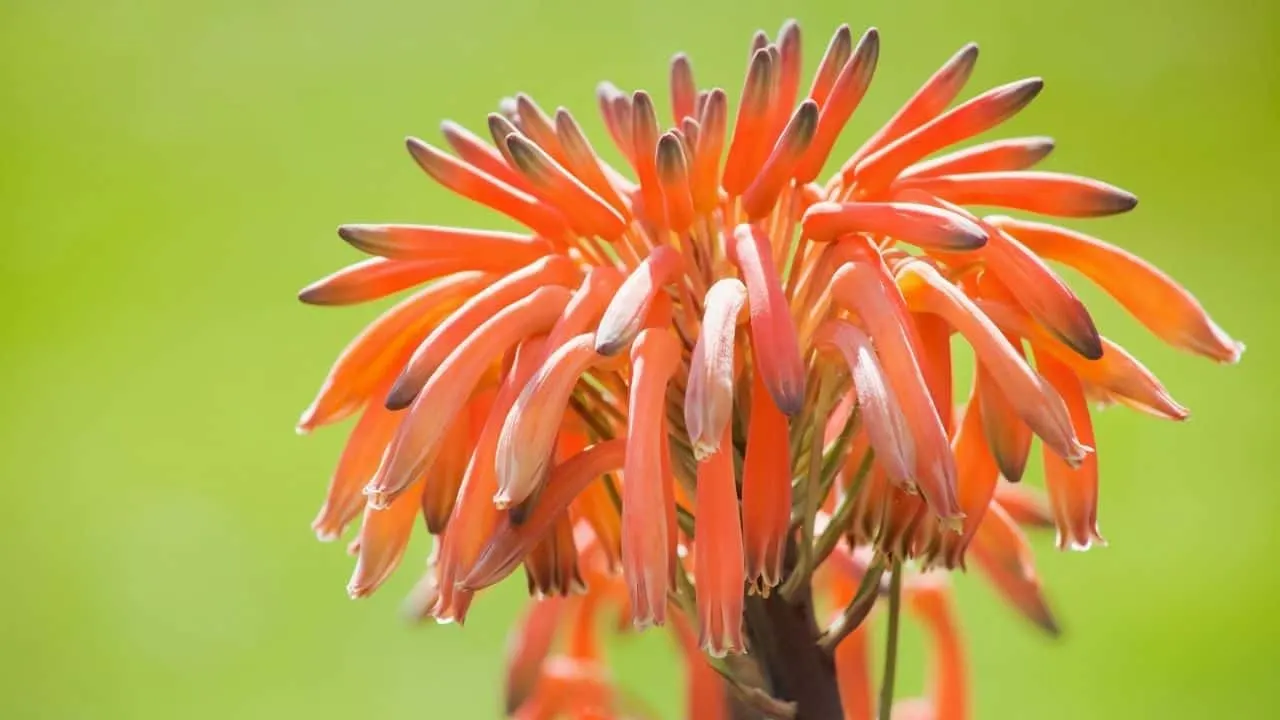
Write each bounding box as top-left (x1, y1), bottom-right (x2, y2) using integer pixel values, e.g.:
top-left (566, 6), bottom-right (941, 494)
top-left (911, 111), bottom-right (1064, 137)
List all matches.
top-left (877, 561), bottom-right (903, 720)
top-left (811, 449), bottom-right (875, 570)
top-left (781, 369), bottom-right (835, 600)
top-left (817, 553), bottom-right (885, 654)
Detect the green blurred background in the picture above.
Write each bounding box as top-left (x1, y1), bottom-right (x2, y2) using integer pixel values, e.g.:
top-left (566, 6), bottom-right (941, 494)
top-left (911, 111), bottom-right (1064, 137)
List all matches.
top-left (2, 0), bottom-right (1276, 717)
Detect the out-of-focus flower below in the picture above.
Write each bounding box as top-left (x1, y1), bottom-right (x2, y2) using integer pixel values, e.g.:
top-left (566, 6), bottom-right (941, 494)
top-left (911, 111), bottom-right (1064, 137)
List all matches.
top-left (296, 18), bottom-right (1239, 719)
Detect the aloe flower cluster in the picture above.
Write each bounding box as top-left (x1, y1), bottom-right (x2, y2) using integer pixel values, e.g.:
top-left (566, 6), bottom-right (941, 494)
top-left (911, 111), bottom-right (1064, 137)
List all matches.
top-left (297, 19), bottom-right (1239, 719)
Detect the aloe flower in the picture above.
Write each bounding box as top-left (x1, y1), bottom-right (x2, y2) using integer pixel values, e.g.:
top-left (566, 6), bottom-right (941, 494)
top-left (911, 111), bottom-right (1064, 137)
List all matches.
top-left (297, 18), bottom-right (1239, 719)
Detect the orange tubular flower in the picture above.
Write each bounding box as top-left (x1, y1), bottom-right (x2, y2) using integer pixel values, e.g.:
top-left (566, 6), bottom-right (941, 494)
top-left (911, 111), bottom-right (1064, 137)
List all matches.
top-left (296, 18), bottom-right (1238, 719)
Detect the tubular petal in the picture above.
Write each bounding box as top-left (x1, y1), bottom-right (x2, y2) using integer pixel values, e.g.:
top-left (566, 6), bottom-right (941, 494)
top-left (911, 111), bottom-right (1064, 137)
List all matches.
top-left (338, 224), bottom-right (552, 266)
top-left (311, 383), bottom-right (402, 540)
top-left (554, 109), bottom-right (631, 217)
top-left (597, 82), bottom-right (635, 165)
top-left (691, 89), bottom-right (728, 215)
top-left (807, 24), bottom-right (853, 109)
top-left (513, 656), bottom-right (616, 719)
top-left (742, 99), bottom-right (819, 220)
top-left (899, 260), bottom-right (1089, 466)
top-left (979, 299), bottom-right (1190, 421)
top-left (686, 279), bottom-right (748, 459)
top-left (742, 370), bottom-right (792, 592)
top-left (387, 256), bottom-right (579, 409)
top-left (794, 27), bottom-right (879, 183)
top-left (983, 224), bottom-right (1103, 361)
top-left (829, 252), bottom-right (962, 523)
top-left (465, 440), bottom-right (626, 591)
top-left (849, 457), bottom-right (888, 545)
top-left (595, 244), bottom-right (683, 356)
top-left (496, 333), bottom-right (604, 510)
top-left (802, 201), bottom-right (987, 251)
top-left (440, 119), bottom-right (536, 193)
top-left (891, 191), bottom-right (1104, 361)
top-left (877, 483), bottom-right (928, 559)
top-left (896, 171), bottom-right (1138, 218)
top-left (694, 426), bottom-right (746, 657)
top-left (670, 52), bottom-right (697, 123)
top-left (722, 48), bottom-right (775, 196)
top-left (546, 266), bottom-right (625, 352)
top-left (434, 338), bottom-right (548, 623)
top-left (934, 390), bottom-right (1000, 569)
top-left (674, 615), bottom-right (731, 720)
top-left (512, 94), bottom-right (568, 165)
top-left (814, 319), bottom-right (916, 488)
top-left (422, 402), bottom-right (477, 534)
top-left (504, 598), bottom-right (568, 714)
top-left (368, 287), bottom-right (572, 507)
top-left (347, 477), bottom-right (425, 599)
top-left (852, 78), bottom-right (1043, 195)
top-left (975, 360), bottom-right (1032, 484)
top-left (406, 137), bottom-right (572, 242)
top-left (835, 619), bottom-right (874, 720)
top-left (900, 136), bottom-right (1055, 180)
top-left (730, 224), bottom-right (806, 416)
top-left (969, 504), bottom-right (1060, 634)
top-left (297, 272), bottom-right (491, 431)
top-left (656, 133), bottom-right (696, 233)
top-left (505, 133), bottom-right (630, 240)
top-left (1035, 349), bottom-right (1104, 551)
top-left (766, 20), bottom-right (803, 141)
top-left (523, 512), bottom-right (584, 598)
top-left (297, 257), bottom-right (464, 306)
top-left (843, 43), bottom-right (980, 178)
top-left (915, 312), bottom-right (955, 435)
top-left (622, 329), bottom-right (682, 627)
top-left (990, 216), bottom-right (1243, 363)
top-left (571, 475), bottom-right (623, 572)
top-left (631, 91), bottom-right (665, 228)
top-left (993, 482), bottom-right (1055, 529)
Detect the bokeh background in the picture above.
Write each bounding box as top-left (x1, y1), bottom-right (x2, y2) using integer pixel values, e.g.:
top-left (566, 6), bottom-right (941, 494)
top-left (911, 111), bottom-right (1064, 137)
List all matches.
top-left (3, 0), bottom-right (1277, 717)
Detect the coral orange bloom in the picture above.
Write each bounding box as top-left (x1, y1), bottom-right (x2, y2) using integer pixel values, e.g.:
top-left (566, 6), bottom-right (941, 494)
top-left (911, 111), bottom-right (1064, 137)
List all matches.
top-left (296, 18), bottom-right (1238, 719)
top-left (621, 328), bottom-right (681, 628)
top-left (693, 425), bottom-right (746, 656)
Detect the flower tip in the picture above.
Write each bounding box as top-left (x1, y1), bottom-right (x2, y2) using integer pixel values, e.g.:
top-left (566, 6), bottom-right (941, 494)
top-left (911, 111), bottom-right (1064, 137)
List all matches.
top-left (295, 405), bottom-right (318, 435)
top-left (939, 513), bottom-right (966, 534)
top-left (1110, 188), bottom-right (1139, 214)
top-left (1019, 77), bottom-right (1046, 103)
top-left (362, 484), bottom-right (392, 510)
top-left (491, 490), bottom-right (513, 511)
top-left (1225, 340), bottom-right (1247, 365)
top-left (632, 615), bottom-right (662, 631)
top-left (404, 135), bottom-right (428, 157)
top-left (1026, 602), bottom-right (1063, 637)
top-left (1062, 441), bottom-right (1094, 469)
top-left (383, 376), bottom-right (418, 411)
top-left (1062, 536), bottom-right (1097, 552)
top-left (774, 385), bottom-right (806, 418)
top-left (950, 213), bottom-right (990, 250)
top-left (313, 527), bottom-right (340, 542)
top-left (593, 334), bottom-right (627, 357)
top-left (296, 283), bottom-right (331, 306)
top-left (335, 223), bottom-right (368, 247)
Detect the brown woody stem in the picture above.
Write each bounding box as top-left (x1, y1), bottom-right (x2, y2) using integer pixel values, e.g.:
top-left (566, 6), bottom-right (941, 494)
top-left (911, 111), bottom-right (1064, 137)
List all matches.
top-left (740, 541), bottom-right (845, 720)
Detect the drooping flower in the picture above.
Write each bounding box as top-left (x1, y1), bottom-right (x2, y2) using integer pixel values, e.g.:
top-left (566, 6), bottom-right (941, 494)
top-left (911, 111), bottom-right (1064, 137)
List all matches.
top-left (297, 18), bottom-right (1238, 718)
